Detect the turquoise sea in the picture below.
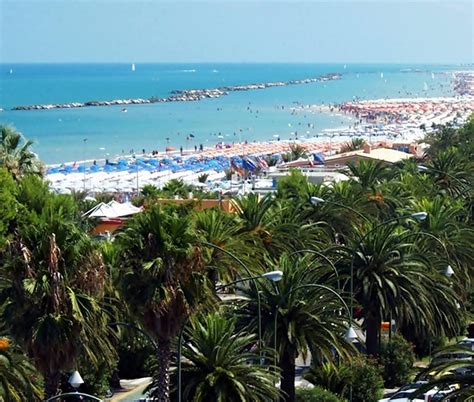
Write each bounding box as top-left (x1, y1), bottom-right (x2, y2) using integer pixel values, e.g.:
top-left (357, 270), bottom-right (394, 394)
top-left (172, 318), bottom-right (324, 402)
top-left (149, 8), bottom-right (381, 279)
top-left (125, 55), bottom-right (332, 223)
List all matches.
top-left (0, 63), bottom-right (463, 164)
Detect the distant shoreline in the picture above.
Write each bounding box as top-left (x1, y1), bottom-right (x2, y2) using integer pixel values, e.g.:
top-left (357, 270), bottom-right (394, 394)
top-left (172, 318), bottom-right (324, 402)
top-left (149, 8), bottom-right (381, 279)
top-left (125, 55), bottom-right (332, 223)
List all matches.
top-left (11, 73), bottom-right (341, 111)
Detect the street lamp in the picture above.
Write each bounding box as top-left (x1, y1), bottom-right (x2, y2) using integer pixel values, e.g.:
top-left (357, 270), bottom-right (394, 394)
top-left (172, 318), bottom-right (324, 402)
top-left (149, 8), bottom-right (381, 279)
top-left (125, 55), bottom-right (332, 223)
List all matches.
top-left (46, 369), bottom-right (102, 402)
top-left (262, 270), bottom-right (284, 282)
top-left (445, 264), bottom-right (455, 277)
top-left (345, 326), bottom-right (358, 341)
top-left (69, 370), bottom-right (84, 390)
top-left (177, 269), bottom-right (284, 402)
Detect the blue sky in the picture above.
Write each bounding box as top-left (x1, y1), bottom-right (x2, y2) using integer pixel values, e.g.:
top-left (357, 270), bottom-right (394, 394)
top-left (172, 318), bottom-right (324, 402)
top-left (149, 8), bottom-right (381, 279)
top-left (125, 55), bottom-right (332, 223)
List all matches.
top-left (1, 0), bottom-right (472, 63)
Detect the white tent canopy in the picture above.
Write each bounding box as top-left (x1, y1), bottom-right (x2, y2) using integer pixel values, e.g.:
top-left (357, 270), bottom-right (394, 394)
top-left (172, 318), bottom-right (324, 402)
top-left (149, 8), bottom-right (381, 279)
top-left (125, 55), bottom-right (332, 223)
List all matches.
top-left (83, 200), bottom-right (141, 219)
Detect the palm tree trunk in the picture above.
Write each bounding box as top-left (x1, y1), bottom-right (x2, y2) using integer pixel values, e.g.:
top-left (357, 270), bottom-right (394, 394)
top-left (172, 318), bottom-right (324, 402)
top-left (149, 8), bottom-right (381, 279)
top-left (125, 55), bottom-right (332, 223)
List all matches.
top-left (366, 314), bottom-right (380, 356)
top-left (44, 371), bottom-right (61, 399)
top-left (280, 346), bottom-right (297, 402)
top-left (154, 339), bottom-right (172, 402)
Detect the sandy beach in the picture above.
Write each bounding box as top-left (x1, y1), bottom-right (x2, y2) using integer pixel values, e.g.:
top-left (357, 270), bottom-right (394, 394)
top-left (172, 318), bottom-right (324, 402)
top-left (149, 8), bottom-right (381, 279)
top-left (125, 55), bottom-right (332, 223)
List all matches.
top-left (45, 71), bottom-right (474, 194)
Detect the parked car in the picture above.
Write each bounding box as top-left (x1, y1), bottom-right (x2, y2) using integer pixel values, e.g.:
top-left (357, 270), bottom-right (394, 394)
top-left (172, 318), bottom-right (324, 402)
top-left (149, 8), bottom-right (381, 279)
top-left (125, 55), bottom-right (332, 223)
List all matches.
top-left (379, 386), bottom-right (437, 402)
top-left (429, 351), bottom-right (473, 367)
top-left (379, 389), bottom-right (424, 402)
top-left (427, 385), bottom-right (458, 402)
top-left (457, 337), bottom-right (474, 350)
top-left (397, 381), bottom-right (428, 392)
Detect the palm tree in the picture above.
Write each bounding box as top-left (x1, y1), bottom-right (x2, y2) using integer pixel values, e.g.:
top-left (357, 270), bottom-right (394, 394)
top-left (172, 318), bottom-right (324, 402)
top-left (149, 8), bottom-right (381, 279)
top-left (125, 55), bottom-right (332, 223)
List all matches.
top-left (236, 255), bottom-right (353, 402)
top-left (0, 205), bottom-right (116, 398)
top-left (346, 159), bottom-right (390, 190)
top-left (235, 193), bottom-right (325, 259)
top-left (282, 144), bottom-right (307, 162)
top-left (422, 147), bottom-right (473, 199)
top-left (422, 119), bottom-right (473, 159)
top-left (411, 196), bottom-right (474, 279)
top-left (148, 312), bottom-right (280, 401)
top-left (162, 178), bottom-right (192, 198)
top-left (345, 221), bottom-right (463, 356)
top-left (194, 208), bottom-right (247, 284)
top-left (339, 138), bottom-right (365, 153)
top-left (0, 126), bottom-right (41, 180)
top-left (114, 204), bottom-right (214, 401)
top-left (0, 338), bottom-right (43, 401)
top-left (0, 168), bottom-right (18, 250)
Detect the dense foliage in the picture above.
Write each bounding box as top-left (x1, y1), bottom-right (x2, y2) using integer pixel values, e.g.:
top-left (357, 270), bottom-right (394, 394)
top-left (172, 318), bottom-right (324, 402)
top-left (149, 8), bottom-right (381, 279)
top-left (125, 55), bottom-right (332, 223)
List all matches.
top-left (0, 118), bottom-right (472, 401)
top-left (379, 333), bottom-right (416, 387)
top-left (295, 386), bottom-right (344, 402)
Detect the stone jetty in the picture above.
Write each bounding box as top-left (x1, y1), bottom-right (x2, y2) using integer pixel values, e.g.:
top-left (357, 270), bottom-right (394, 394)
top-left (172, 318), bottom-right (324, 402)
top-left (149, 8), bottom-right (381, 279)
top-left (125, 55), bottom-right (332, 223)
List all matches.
top-left (12, 73), bottom-right (341, 111)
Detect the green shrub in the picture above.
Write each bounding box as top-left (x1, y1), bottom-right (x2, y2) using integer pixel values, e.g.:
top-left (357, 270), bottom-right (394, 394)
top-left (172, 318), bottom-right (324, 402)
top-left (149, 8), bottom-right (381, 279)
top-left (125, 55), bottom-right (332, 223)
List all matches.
top-left (343, 357), bottom-right (384, 402)
top-left (296, 386), bottom-right (345, 402)
top-left (80, 361), bottom-right (114, 398)
top-left (303, 362), bottom-right (350, 396)
top-left (380, 333), bottom-right (415, 387)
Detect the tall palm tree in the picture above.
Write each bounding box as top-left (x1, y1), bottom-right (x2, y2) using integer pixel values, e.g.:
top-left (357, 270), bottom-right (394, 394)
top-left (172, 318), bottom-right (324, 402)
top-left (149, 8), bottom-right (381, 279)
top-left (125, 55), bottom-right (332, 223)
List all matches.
top-left (0, 205), bottom-right (115, 398)
top-left (421, 147), bottom-right (473, 199)
top-left (344, 222), bottom-right (463, 356)
top-left (0, 338), bottom-right (43, 401)
top-left (114, 205), bottom-right (214, 401)
top-left (194, 208), bottom-right (248, 284)
top-left (235, 193), bottom-right (325, 259)
top-left (412, 196), bottom-right (474, 280)
top-left (0, 126), bottom-right (41, 180)
top-left (346, 159), bottom-right (390, 190)
top-left (282, 144), bottom-right (307, 162)
top-left (339, 138), bottom-right (365, 153)
top-left (148, 312), bottom-right (280, 402)
top-left (0, 168), bottom-right (18, 250)
top-left (236, 255), bottom-right (353, 402)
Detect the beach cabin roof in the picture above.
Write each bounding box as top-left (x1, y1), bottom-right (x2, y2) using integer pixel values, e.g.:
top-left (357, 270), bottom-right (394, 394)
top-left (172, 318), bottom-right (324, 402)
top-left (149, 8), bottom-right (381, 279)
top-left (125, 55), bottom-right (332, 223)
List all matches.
top-left (83, 201), bottom-right (141, 219)
top-left (325, 147), bottom-right (412, 166)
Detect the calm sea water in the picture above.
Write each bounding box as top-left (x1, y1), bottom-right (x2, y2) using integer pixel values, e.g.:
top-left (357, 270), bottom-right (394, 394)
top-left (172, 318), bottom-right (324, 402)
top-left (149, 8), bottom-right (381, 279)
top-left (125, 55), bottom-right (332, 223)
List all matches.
top-left (0, 63), bottom-right (461, 164)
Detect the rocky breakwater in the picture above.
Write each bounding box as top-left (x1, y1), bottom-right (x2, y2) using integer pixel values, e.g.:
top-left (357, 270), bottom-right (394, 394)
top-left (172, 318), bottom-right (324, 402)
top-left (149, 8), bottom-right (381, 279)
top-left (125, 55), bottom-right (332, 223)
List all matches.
top-left (12, 73), bottom-right (341, 111)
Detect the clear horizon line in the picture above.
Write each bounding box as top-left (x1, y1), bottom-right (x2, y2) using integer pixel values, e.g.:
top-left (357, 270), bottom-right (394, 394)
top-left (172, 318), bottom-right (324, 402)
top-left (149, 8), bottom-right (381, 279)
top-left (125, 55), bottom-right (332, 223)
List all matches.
top-left (1, 61), bottom-right (473, 65)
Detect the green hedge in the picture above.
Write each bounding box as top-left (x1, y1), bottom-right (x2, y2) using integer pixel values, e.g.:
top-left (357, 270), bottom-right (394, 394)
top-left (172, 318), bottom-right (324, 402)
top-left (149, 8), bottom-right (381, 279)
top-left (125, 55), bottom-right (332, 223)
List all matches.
top-left (296, 386), bottom-right (345, 402)
top-left (380, 333), bottom-right (415, 387)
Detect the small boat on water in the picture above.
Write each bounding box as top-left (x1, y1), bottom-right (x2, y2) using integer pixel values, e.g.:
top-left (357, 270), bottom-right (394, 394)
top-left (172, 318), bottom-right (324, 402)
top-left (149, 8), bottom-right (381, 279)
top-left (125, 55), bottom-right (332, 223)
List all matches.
top-left (121, 108), bottom-right (128, 113)
top-left (380, 72), bottom-right (384, 79)
top-left (9, 69), bottom-right (13, 74)
top-left (131, 63), bottom-right (136, 72)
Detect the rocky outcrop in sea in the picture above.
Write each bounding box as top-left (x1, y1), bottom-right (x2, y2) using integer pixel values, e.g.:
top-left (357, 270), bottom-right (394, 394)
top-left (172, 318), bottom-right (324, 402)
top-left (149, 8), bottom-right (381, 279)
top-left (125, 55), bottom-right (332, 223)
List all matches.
top-left (12, 74), bottom-right (341, 111)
